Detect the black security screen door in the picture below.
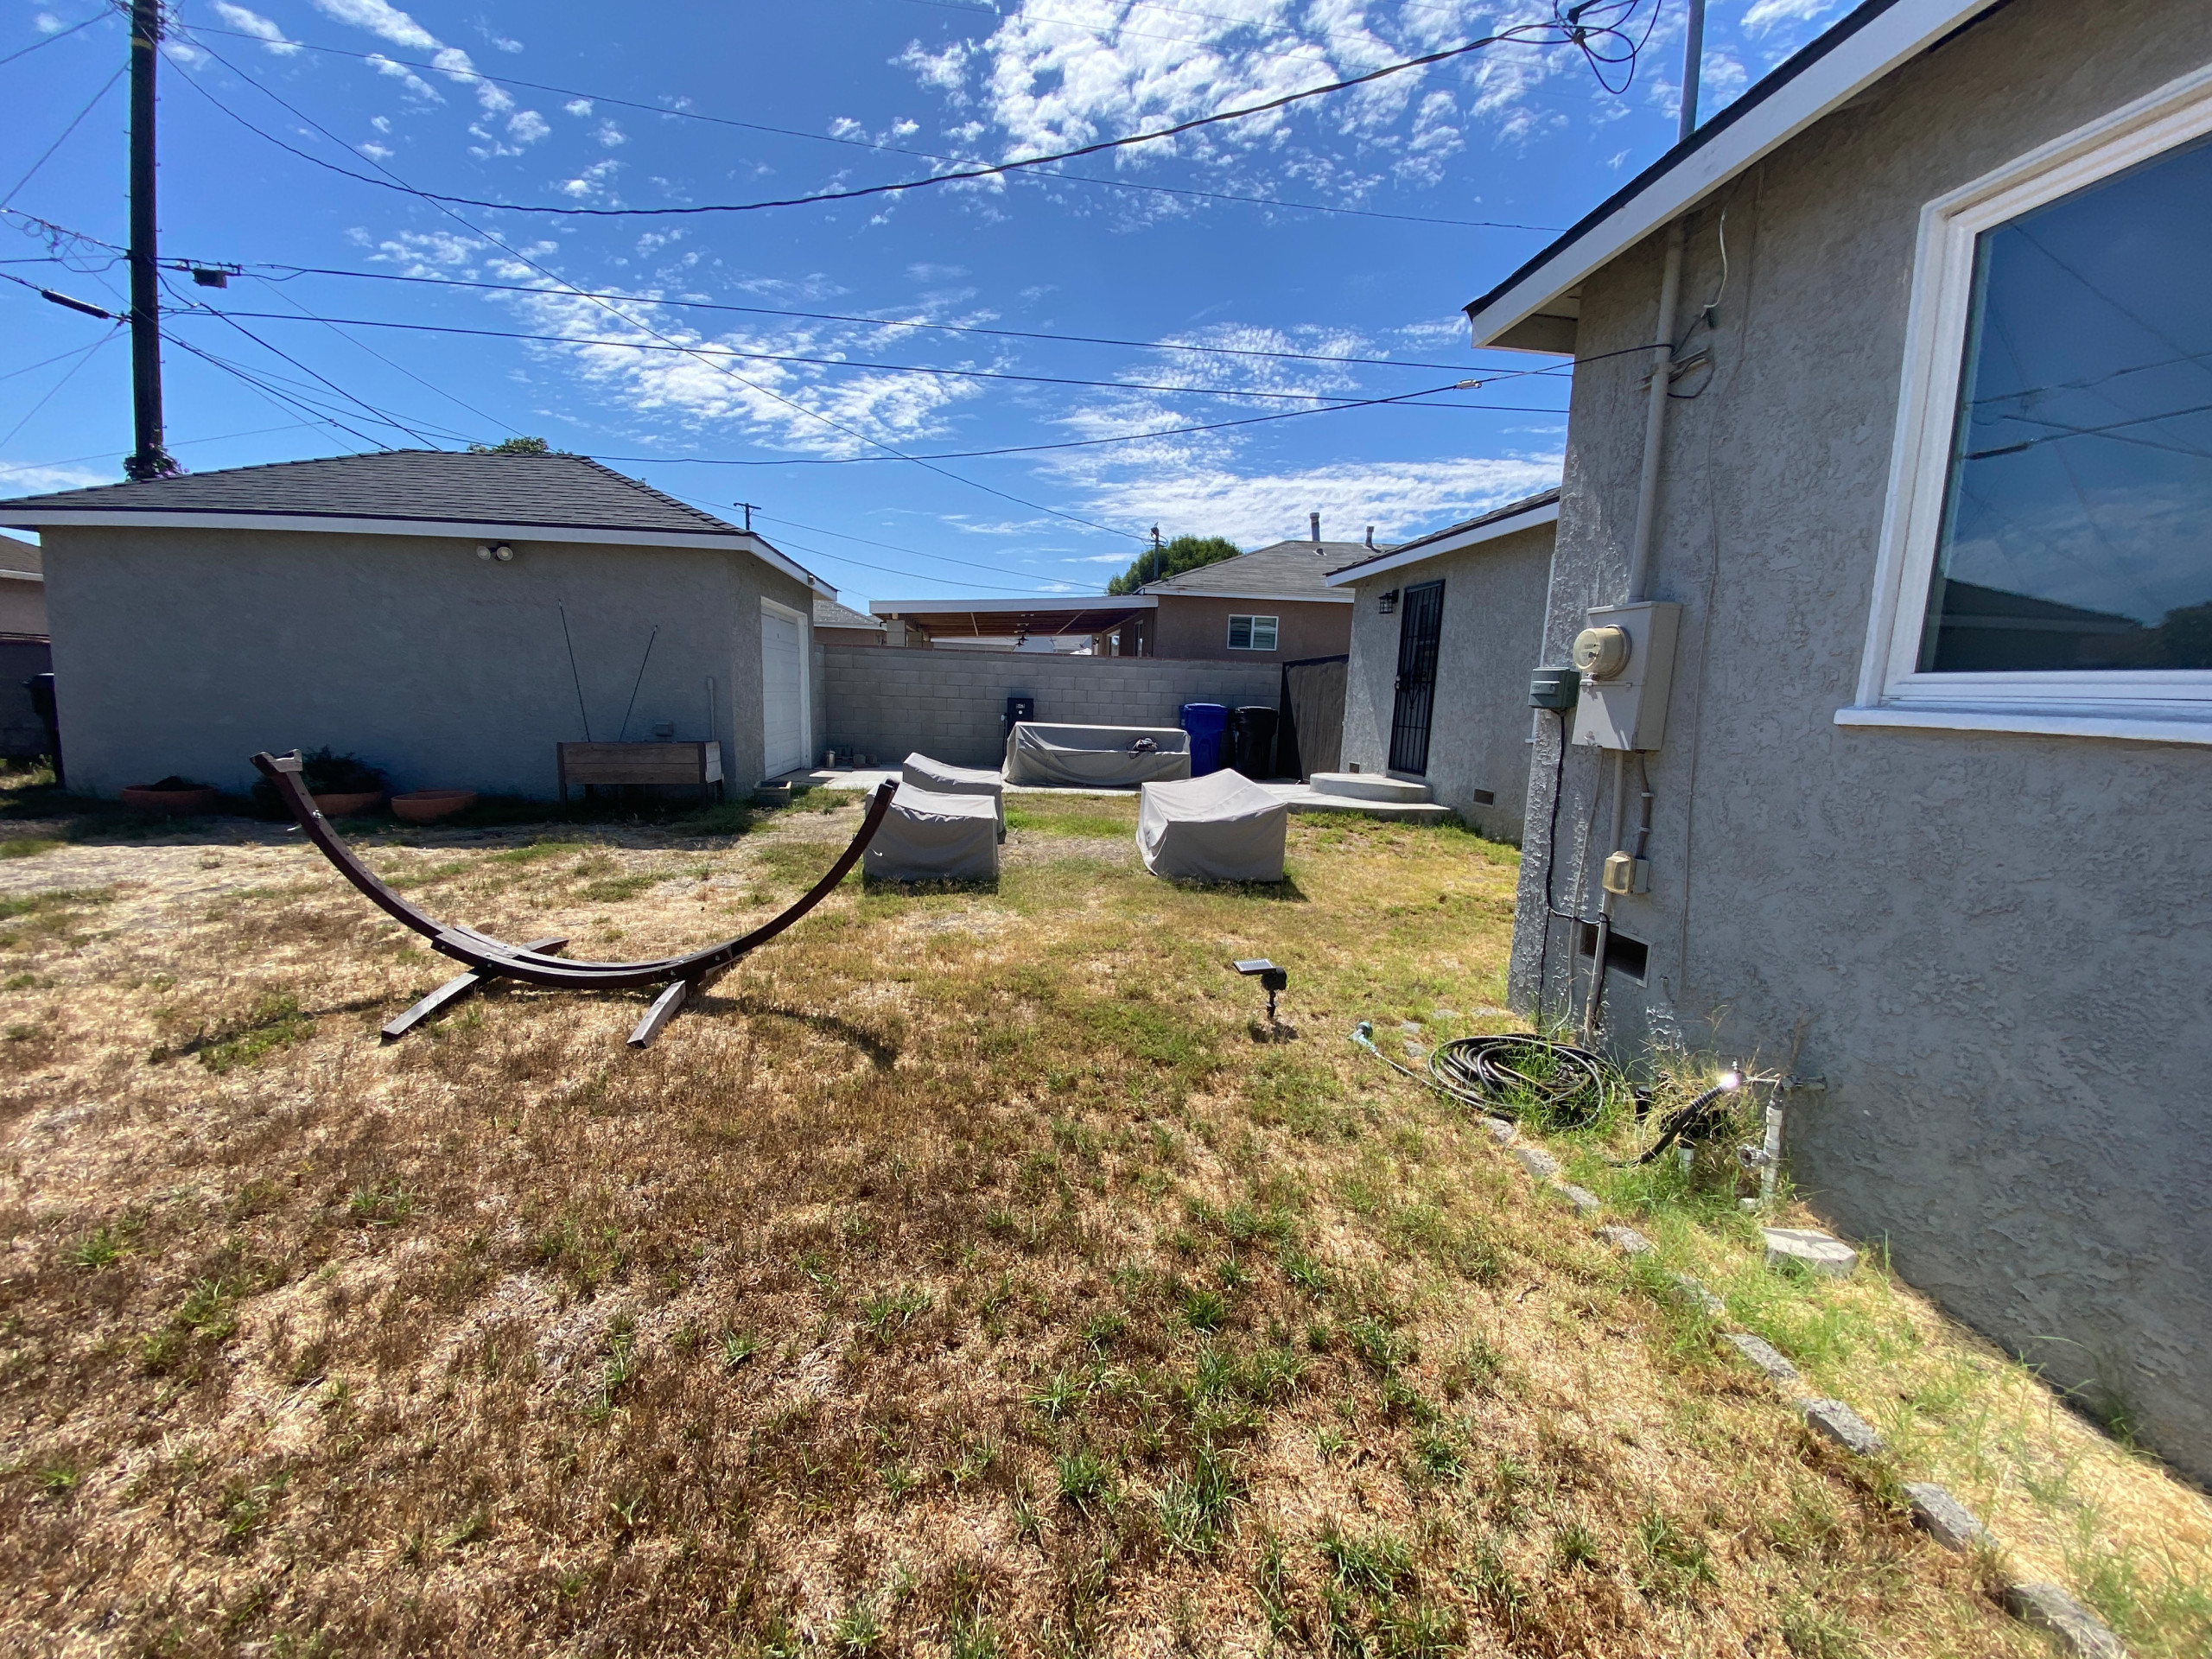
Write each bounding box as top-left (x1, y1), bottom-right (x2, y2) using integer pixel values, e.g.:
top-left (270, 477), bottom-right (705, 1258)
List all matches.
top-left (1389, 580), bottom-right (1445, 774)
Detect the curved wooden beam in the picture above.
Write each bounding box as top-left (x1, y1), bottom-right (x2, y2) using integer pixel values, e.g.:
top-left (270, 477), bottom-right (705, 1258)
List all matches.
top-left (251, 750), bottom-right (892, 1010)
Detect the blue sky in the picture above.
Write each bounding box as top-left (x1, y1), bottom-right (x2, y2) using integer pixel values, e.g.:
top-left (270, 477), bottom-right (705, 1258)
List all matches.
top-left (1, 0), bottom-right (1847, 603)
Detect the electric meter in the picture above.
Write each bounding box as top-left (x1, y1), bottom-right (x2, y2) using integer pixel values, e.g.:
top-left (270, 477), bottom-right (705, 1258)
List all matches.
top-left (1572, 625), bottom-right (1631, 681)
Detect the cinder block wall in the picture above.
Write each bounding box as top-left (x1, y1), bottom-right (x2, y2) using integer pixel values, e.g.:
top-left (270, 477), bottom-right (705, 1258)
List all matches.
top-left (823, 647), bottom-right (1281, 769)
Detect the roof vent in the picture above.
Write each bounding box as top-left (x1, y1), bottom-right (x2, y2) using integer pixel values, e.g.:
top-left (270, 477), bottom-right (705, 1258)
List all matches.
top-left (1310, 511), bottom-right (1321, 548)
top-left (1365, 524), bottom-right (1376, 549)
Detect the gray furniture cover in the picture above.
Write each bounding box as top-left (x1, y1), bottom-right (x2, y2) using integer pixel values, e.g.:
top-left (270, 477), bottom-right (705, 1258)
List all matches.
top-left (1138, 769), bottom-right (1287, 882)
top-left (1004, 721), bottom-right (1193, 787)
top-left (902, 751), bottom-right (1005, 835)
top-left (862, 784), bottom-right (1001, 882)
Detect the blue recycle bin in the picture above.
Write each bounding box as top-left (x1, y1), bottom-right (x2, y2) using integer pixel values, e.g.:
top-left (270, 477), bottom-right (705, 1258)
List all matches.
top-left (1179, 702), bottom-right (1230, 776)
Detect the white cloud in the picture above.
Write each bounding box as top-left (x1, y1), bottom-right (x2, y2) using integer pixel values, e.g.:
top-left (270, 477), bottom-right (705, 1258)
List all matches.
top-left (33, 12), bottom-right (65, 34)
top-left (359, 141), bottom-right (394, 159)
top-left (594, 120), bottom-right (626, 147)
top-left (0, 461), bottom-right (107, 495)
top-left (370, 113), bottom-right (391, 132)
top-left (1076, 456), bottom-right (1562, 548)
top-left (213, 3), bottom-right (300, 54)
top-left (311, 0), bottom-right (438, 53)
top-left (488, 33), bottom-right (524, 54)
top-left (1743, 0), bottom-right (1848, 35)
top-left (507, 109), bottom-right (550, 143)
top-left (563, 98), bottom-right (594, 117)
top-left (161, 39), bottom-right (208, 67)
top-left (897, 39), bottom-right (970, 96)
top-left (365, 53), bottom-right (441, 101)
top-left (556, 158), bottom-right (621, 199)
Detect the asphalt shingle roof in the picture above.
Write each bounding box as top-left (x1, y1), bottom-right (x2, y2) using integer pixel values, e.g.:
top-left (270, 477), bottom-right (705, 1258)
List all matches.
top-left (813, 598), bottom-right (883, 631)
top-left (1141, 538), bottom-right (1373, 601)
top-left (0, 450), bottom-right (743, 537)
top-left (1325, 487), bottom-right (1560, 581)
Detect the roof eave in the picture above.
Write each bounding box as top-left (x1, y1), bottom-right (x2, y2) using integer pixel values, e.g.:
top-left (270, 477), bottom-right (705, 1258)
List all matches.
top-left (1324, 499), bottom-right (1560, 586)
top-left (3, 507), bottom-right (831, 593)
top-left (1462, 0), bottom-right (2006, 351)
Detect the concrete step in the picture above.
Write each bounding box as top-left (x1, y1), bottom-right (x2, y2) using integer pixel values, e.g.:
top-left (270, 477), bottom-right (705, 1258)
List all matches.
top-left (1265, 787), bottom-right (1452, 824)
top-left (1308, 772), bottom-right (1433, 804)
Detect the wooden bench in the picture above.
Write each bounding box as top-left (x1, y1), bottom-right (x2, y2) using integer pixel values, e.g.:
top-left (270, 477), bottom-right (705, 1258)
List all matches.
top-left (556, 741), bottom-right (725, 805)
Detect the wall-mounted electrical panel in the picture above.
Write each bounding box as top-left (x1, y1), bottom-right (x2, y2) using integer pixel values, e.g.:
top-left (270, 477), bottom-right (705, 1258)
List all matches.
top-left (1527, 665), bottom-right (1580, 711)
top-left (1571, 600), bottom-right (1681, 752)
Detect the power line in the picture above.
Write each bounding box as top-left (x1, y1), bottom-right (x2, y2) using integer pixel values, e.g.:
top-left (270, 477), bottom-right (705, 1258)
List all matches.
top-left (181, 36), bottom-right (1153, 543)
top-left (250, 264), bottom-right (1516, 374)
top-left (595, 379), bottom-right (1543, 465)
top-left (0, 421), bottom-right (323, 474)
top-left (162, 275), bottom-right (463, 448)
top-left (3, 63), bottom-right (126, 209)
top-left (0, 327), bottom-right (123, 449)
top-left (164, 302), bottom-right (1532, 404)
top-left (175, 5), bottom-right (1638, 220)
top-left (176, 20), bottom-right (1560, 232)
top-left (0, 12), bottom-right (105, 68)
top-left (3, 219), bottom-right (1552, 373)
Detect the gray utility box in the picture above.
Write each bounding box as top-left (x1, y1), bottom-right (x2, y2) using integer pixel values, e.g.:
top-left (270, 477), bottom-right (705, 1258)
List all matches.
top-left (1572, 600), bottom-right (1681, 752)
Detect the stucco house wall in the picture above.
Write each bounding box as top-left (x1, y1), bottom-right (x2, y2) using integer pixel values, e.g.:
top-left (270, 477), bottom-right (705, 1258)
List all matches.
top-left (0, 571), bottom-right (47, 638)
top-left (42, 525), bottom-right (814, 798)
top-left (1138, 594), bottom-right (1352, 664)
top-left (1505, 0), bottom-right (2212, 1477)
top-left (1338, 523), bottom-right (1553, 840)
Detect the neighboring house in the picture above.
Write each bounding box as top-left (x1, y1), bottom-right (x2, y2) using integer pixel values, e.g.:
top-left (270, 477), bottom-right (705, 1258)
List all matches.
top-left (1324, 490), bottom-right (1559, 839)
top-left (865, 596), bottom-right (1147, 654)
top-left (814, 597), bottom-right (887, 647)
top-left (0, 543), bottom-right (50, 761)
top-left (0, 451), bottom-right (831, 798)
top-left (1118, 529), bottom-right (1361, 662)
top-left (1470, 0), bottom-right (2212, 1477)
top-left (0, 545), bottom-right (47, 637)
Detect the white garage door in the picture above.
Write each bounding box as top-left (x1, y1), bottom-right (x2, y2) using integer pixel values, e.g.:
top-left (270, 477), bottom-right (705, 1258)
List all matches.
top-left (760, 605), bottom-right (806, 778)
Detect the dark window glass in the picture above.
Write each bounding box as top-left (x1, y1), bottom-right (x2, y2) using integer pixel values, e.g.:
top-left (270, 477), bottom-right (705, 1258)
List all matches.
top-left (1921, 133), bottom-right (2212, 673)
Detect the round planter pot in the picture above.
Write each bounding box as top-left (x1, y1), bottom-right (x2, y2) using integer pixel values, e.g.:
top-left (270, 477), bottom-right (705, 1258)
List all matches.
top-left (120, 785), bottom-right (220, 816)
top-left (391, 789), bottom-right (478, 824)
top-left (311, 790), bottom-right (385, 818)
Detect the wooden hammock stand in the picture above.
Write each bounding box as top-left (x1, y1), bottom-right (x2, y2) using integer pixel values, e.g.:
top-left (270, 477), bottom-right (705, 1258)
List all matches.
top-left (251, 750), bottom-right (894, 1049)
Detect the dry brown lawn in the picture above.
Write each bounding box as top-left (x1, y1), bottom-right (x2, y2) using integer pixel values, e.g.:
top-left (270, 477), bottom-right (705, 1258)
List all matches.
top-left (0, 789), bottom-right (2116, 1656)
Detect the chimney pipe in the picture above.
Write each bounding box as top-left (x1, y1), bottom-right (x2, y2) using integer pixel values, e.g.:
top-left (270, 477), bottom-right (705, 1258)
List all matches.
top-left (1365, 525), bottom-right (1376, 549)
top-left (1309, 512), bottom-right (1321, 546)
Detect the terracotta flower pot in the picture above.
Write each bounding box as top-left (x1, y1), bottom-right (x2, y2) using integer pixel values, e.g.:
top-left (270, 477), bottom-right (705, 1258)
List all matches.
top-left (120, 785), bottom-right (220, 816)
top-left (391, 789), bottom-right (478, 824)
top-left (311, 790), bottom-right (385, 818)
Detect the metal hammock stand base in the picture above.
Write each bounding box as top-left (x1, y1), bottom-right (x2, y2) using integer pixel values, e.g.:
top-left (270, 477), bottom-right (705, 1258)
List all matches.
top-left (251, 750), bottom-right (893, 1049)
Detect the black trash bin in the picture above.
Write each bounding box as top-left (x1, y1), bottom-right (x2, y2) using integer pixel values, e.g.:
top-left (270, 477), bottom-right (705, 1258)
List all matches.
top-left (1230, 705), bottom-right (1279, 779)
top-left (24, 671), bottom-right (59, 789)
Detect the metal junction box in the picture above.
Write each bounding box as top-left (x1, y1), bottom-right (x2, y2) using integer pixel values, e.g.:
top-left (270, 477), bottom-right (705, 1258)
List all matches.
top-left (1571, 600), bottom-right (1681, 752)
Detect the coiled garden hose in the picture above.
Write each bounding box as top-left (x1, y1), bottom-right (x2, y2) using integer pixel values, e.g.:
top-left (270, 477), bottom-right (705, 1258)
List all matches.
top-left (1352, 1022), bottom-right (1607, 1129)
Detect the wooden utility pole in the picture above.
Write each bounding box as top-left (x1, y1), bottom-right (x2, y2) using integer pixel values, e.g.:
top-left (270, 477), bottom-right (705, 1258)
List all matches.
top-left (124, 0), bottom-right (175, 480)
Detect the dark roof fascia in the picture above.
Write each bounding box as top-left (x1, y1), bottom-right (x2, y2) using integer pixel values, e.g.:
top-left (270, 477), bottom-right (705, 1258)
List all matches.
top-left (1324, 488), bottom-right (1561, 583)
top-left (1463, 0), bottom-right (2010, 340)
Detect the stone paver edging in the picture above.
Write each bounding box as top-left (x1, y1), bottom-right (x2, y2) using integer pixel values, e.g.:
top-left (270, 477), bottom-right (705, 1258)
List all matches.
top-left (1471, 1109), bottom-right (2132, 1659)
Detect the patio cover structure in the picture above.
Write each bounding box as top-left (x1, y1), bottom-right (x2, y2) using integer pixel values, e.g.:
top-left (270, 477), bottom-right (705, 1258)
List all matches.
top-left (868, 595), bottom-right (1154, 650)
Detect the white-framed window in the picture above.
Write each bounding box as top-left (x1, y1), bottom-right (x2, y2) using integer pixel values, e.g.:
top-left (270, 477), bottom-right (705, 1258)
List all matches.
top-left (1844, 65), bottom-right (2212, 747)
top-left (1227, 613), bottom-right (1279, 651)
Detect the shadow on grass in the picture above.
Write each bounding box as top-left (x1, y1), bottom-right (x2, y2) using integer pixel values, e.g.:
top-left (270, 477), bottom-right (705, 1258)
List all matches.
top-left (702, 991), bottom-right (900, 1068)
top-left (1152, 874), bottom-right (1311, 903)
